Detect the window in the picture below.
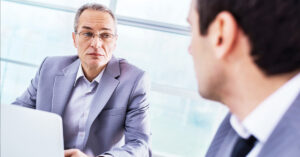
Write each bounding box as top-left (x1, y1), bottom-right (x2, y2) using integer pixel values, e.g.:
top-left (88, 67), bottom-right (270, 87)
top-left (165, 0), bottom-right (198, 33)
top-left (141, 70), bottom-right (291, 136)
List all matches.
top-left (116, 0), bottom-right (191, 26)
top-left (1, 0), bottom-right (228, 156)
top-left (115, 25), bottom-right (196, 90)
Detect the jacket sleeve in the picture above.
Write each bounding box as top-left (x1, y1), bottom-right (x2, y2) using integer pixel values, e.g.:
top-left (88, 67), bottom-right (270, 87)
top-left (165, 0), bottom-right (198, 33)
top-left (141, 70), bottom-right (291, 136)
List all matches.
top-left (100, 71), bottom-right (152, 157)
top-left (12, 58), bottom-right (47, 109)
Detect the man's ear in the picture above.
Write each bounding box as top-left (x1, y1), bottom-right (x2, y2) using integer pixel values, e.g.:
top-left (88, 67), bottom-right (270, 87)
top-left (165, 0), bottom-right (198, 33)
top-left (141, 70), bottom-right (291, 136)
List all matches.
top-left (72, 32), bottom-right (78, 48)
top-left (207, 11), bottom-right (238, 59)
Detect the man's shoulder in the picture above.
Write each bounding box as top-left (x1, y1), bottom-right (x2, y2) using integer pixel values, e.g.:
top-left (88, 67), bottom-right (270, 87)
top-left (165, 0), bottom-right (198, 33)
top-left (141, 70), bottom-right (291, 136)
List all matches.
top-left (44, 55), bottom-right (78, 64)
top-left (117, 57), bottom-right (145, 75)
top-left (42, 55), bottom-right (78, 68)
top-left (38, 55), bottom-right (79, 75)
top-left (108, 57), bottom-right (147, 85)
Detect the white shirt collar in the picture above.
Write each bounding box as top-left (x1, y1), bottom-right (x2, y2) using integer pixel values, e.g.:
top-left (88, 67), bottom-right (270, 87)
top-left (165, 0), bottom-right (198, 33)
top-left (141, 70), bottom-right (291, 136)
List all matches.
top-left (231, 72), bottom-right (300, 143)
top-left (74, 64), bottom-right (105, 86)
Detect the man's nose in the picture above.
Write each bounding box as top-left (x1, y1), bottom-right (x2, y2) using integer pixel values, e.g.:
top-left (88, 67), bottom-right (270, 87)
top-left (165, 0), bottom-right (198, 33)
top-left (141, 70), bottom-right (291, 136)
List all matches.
top-left (90, 36), bottom-right (103, 48)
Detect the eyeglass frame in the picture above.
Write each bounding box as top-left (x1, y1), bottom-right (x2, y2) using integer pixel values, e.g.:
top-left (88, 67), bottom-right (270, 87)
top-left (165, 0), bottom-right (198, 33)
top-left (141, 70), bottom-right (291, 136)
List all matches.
top-left (75, 30), bottom-right (117, 42)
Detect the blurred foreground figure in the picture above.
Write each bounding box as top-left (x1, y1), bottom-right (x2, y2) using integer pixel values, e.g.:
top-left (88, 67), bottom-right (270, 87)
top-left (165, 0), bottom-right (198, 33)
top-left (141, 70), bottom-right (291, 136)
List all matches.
top-left (187, 0), bottom-right (300, 156)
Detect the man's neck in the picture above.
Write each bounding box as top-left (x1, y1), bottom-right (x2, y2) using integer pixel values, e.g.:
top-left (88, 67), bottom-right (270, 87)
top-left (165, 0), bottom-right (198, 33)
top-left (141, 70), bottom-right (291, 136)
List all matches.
top-left (81, 64), bottom-right (106, 82)
top-left (222, 70), bottom-right (298, 121)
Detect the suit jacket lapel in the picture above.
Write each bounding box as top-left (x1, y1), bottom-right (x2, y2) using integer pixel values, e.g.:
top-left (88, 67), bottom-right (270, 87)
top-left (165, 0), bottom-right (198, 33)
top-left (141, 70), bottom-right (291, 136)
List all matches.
top-left (84, 56), bottom-right (120, 142)
top-left (51, 58), bottom-right (80, 116)
top-left (258, 93), bottom-right (300, 157)
top-left (206, 114), bottom-right (240, 157)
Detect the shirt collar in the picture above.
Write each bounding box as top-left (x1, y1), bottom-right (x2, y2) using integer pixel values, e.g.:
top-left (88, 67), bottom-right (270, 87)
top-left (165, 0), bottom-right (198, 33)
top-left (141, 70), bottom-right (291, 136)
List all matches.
top-left (231, 72), bottom-right (300, 143)
top-left (74, 64), bottom-right (105, 86)
top-left (230, 115), bottom-right (250, 139)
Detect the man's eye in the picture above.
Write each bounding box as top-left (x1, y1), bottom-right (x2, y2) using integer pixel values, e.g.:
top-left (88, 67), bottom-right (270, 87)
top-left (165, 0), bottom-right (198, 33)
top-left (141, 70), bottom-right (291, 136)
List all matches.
top-left (101, 33), bottom-right (111, 38)
top-left (83, 32), bottom-right (93, 37)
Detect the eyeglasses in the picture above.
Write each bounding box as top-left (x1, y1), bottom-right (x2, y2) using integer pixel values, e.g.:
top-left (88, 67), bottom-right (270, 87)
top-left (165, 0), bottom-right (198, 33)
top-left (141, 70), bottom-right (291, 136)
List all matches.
top-left (76, 31), bottom-right (116, 42)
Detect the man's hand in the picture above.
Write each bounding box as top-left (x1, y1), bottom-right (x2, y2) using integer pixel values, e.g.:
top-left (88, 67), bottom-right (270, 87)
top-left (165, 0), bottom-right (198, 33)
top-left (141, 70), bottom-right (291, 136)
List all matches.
top-left (64, 149), bottom-right (89, 157)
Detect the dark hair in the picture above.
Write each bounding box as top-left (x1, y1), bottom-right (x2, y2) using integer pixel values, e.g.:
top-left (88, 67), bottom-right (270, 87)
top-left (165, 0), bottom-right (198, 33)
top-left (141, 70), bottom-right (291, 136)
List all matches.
top-left (74, 3), bottom-right (117, 33)
top-left (197, 0), bottom-right (300, 75)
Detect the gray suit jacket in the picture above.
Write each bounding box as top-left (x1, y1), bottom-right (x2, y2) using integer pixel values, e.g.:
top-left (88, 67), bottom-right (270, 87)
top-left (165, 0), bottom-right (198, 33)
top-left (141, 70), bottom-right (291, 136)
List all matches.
top-left (206, 93), bottom-right (300, 157)
top-left (13, 55), bottom-right (151, 157)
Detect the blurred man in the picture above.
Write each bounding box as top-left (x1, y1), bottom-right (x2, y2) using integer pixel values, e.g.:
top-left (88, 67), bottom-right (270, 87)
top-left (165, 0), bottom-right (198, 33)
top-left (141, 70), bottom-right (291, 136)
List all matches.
top-left (13, 3), bottom-right (151, 157)
top-left (187, 0), bottom-right (300, 156)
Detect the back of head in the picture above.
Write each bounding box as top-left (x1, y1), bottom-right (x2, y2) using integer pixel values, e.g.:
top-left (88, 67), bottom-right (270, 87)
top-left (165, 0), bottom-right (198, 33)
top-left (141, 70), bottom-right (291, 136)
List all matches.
top-left (196, 0), bottom-right (300, 75)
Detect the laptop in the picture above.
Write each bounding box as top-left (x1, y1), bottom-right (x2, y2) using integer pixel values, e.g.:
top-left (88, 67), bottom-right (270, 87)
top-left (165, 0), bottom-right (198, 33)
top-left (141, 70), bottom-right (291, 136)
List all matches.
top-left (1, 104), bottom-right (64, 157)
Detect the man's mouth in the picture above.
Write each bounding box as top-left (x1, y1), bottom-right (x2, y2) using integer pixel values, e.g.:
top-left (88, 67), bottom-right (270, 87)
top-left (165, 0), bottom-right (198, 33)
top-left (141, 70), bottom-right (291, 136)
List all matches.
top-left (87, 52), bottom-right (104, 56)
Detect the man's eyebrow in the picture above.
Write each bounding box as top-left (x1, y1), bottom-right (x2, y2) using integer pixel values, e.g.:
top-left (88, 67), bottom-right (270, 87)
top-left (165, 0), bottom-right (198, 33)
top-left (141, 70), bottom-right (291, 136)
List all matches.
top-left (81, 26), bottom-right (93, 30)
top-left (100, 27), bottom-right (112, 31)
top-left (81, 26), bottom-right (112, 31)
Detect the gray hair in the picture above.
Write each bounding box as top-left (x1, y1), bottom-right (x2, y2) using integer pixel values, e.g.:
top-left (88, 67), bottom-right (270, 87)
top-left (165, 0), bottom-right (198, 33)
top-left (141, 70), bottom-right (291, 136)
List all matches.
top-left (74, 3), bottom-right (117, 33)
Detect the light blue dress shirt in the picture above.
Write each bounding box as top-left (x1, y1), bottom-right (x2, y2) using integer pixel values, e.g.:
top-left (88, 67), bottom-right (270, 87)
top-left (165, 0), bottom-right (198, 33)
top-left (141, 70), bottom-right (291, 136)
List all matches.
top-left (63, 64), bottom-right (105, 156)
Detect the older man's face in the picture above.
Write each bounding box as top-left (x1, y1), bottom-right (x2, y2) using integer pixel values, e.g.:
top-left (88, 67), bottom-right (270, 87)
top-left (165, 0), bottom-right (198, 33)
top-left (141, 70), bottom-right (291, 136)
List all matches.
top-left (73, 9), bottom-right (117, 70)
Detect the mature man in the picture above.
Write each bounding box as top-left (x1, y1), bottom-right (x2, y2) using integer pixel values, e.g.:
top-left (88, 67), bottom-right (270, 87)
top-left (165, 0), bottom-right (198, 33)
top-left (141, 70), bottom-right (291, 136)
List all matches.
top-left (187, 0), bottom-right (300, 156)
top-left (13, 3), bottom-right (151, 157)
